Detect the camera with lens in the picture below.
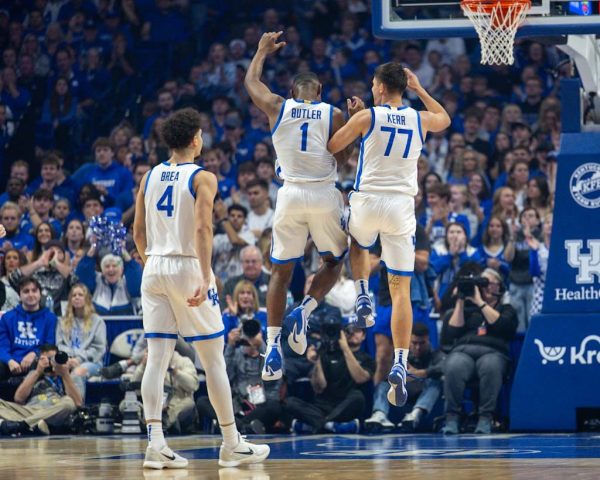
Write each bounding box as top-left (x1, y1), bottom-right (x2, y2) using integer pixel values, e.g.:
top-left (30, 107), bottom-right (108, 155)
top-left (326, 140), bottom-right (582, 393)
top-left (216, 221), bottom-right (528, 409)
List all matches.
top-left (456, 274), bottom-right (489, 299)
top-left (31, 350), bottom-right (69, 373)
top-left (237, 314), bottom-right (262, 347)
top-left (319, 317), bottom-right (342, 353)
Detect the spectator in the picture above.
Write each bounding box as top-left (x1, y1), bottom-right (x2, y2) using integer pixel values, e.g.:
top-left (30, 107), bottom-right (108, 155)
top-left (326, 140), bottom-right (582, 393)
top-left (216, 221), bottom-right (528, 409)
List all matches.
top-left (509, 207), bottom-right (542, 331)
top-left (0, 277), bottom-right (58, 380)
top-left (507, 160), bottom-right (530, 211)
top-left (0, 343), bottom-right (82, 436)
top-left (421, 183), bottom-right (471, 248)
top-left (286, 323), bottom-right (375, 434)
top-left (212, 202), bottom-right (255, 283)
top-left (28, 221), bottom-right (58, 263)
top-left (75, 245), bottom-right (142, 316)
top-left (21, 189), bottom-right (62, 236)
top-left (38, 76), bottom-right (78, 154)
top-left (203, 148), bottom-right (235, 201)
top-left (116, 162), bottom-right (151, 226)
top-left (12, 238), bottom-right (78, 315)
top-left (142, 89), bottom-right (175, 139)
top-left (1, 66), bottom-right (32, 122)
top-left (431, 222), bottom-right (481, 305)
top-left (62, 219), bottom-right (86, 262)
top-left (525, 176), bottom-right (552, 220)
top-left (71, 137), bottom-right (134, 204)
top-left (1, 248), bottom-right (25, 312)
top-left (441, 268), bottom-right (517, 434)
top-left (26, 153), bottom-right (76, 208)
top-left (246, 179), bottom-right (274, 239)
top-left (222, 280), bottom-right (267, 339)
top-left (0, 202), bottom-right (34, 252)
top-left (0, 177), bottom-right (26, 209)
top-left (222, 246), bottom-right (270, 308)
top-left (130, 349), bottom-right (199, 434)
top-left (197, 326), bottom-right (282, 435)
top-left (478, 216), bottom-right (515, 279)
top-left (529, 213), bottom-right (552, 317)
top-left (449, 184), bottom-right (479, 241)
top-left (256, 158), bottom-right (281, 207)
top-left (52, 199), bottom-right (71, 236)
top-left (491, 186), bottom-right (519, 234)
top-left (396, 323), bottom-right (445, 432)
top-left (56, 283), bottom-right (107, 400)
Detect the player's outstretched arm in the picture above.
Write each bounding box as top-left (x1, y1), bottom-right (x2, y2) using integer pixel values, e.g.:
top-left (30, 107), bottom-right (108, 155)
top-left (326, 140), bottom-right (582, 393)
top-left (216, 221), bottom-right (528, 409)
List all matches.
top-left (404, 68), bottom-right (451, 135)
top-left (328, 108), bottom-right (371, 155)
top-left (330, 97), bottom-right (363, 164)
top-left (132, 171), bottom-right (149, 266)
top-left (187, 170), bottom-right (218, 307)
top-left (244, 31), bottom-right (286, 123)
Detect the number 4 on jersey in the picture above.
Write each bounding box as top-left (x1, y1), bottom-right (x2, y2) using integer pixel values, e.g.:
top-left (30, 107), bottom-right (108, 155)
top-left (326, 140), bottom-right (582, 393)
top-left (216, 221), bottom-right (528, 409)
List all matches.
top-left (157, 185), bottom-right (174, 217)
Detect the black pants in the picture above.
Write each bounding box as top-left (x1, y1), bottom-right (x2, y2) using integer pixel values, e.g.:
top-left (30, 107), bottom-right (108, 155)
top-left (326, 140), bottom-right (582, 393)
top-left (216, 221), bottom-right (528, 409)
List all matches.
top-left (196, 396), bottom-right (283, 432)
top-left (285, 389), bottom-right (365, 432)
top-left (444, 344), bottom-right (510, 416)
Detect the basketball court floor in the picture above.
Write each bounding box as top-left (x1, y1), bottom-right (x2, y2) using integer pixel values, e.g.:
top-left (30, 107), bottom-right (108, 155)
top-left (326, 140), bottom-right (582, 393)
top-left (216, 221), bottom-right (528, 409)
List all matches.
top-left (2, 433), bottom-right (600, 479)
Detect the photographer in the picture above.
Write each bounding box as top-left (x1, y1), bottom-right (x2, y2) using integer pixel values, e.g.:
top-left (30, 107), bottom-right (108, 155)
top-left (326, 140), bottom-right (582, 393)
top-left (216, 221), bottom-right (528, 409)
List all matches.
top-left (0, 343), bottom-right (82, 436)
top-left (440, 268), bottom-right (517, 435)
top-left (285, 323), bottom-right (375, 434)
top-left (0, 277), bottom-right (57, 380)
top-left (222, 280), bottom-right (267, 339)
top-left (196, 323), bottom-right (283, 434)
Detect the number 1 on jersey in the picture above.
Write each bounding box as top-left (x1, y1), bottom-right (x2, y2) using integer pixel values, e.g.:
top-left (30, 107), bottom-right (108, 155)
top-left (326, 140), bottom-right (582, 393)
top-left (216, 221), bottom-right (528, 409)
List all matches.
top-left (157, 185), bottom-right (174, 217)
top-left (300, 122), bottom-right (309, 151)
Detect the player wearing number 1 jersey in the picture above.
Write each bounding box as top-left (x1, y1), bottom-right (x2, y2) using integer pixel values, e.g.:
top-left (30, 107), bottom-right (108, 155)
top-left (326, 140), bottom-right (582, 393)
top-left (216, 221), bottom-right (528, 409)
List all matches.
top-left (245, 31), bottom-right (356, 381)
top-left (133, 108), bottom-right (269, 469)
top-left (328, 64), bottom-right (450, 407)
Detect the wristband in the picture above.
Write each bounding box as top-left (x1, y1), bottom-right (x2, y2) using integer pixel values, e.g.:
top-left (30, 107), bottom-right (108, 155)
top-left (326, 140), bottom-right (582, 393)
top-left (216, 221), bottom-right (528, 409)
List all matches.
top-left (478, 303), bottom-right (488, 311)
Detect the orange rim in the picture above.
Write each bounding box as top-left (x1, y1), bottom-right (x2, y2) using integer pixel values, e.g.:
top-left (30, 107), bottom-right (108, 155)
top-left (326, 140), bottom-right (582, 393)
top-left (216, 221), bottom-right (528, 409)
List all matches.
top-left (461, 0), bottom-right (531, 13)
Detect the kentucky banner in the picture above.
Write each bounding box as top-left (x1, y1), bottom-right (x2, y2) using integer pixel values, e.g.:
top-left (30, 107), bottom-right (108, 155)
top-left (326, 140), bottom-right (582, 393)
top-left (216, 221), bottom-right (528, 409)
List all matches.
top-left (542, 132), bottom-right (600, 314)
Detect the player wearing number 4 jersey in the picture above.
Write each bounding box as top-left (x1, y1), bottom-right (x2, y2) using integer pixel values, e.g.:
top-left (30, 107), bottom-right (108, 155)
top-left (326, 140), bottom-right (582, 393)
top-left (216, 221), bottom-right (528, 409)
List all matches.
top-left (328, 64), bottom-right (450, 407)
top-left (245, 31), bottom-right (356, 382)
top-left (133, 108), bottom-right (269, 469)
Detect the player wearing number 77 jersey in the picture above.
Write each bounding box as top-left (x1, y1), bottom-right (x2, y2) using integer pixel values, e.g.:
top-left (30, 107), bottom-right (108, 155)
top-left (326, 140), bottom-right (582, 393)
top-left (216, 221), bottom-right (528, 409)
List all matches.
top-left (245, 31), bottom-right (356, 382)
top-left (328, 64), bottom-right (451, 407)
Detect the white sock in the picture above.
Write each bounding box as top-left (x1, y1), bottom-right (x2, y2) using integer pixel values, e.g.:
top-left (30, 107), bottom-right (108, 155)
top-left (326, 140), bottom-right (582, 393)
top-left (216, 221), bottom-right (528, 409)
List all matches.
top-left (221, 422), bottom-right (239, 450)
top-left (394, 348), bottom-right (409, 369)
top-left (267, 326), bottom-right (282, 345)
top-left (354, 279), bottom-right (369, 298)
top-left (147, 422), bottom-right (166, 451)
top-left (301, 295), bottom-right (318, 316)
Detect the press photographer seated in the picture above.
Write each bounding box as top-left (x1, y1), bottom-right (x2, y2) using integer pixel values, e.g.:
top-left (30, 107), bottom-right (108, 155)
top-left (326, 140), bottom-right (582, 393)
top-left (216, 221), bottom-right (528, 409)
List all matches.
top-left (0, 343), bottom-right (82, 436)
top-left (285, 320), bottom-right (375, 434)
top-left (440, 268), bottom-right (518, 435)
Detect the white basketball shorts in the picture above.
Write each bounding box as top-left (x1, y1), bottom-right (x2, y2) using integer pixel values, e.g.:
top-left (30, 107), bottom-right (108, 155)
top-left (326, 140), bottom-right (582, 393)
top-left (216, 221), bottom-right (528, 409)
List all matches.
top-left (141, 255), bottom-right (224, 341)
top-left (348, 191), bottom-right (416, 276)
top-left (270, 182), bottom-right (348, 263)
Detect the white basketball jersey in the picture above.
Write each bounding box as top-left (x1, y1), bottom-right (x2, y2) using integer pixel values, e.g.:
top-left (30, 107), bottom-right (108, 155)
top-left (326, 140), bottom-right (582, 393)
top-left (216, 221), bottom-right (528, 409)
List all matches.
top-left (271, 99), bottom-right (337, 183)
top-left (144, 161), bottom-right (203, 257)
top-left (354, 105), bottom-right (424, 195)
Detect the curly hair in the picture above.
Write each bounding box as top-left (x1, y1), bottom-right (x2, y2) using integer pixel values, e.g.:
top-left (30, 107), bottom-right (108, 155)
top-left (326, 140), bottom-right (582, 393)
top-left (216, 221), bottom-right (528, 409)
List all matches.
top-left (161, 108), bottom-right (202, 150)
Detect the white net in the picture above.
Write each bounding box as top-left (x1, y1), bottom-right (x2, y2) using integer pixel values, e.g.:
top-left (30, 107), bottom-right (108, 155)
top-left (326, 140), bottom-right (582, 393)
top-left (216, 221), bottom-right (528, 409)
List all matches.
top-left (461, 1), bottom-right (531, 65)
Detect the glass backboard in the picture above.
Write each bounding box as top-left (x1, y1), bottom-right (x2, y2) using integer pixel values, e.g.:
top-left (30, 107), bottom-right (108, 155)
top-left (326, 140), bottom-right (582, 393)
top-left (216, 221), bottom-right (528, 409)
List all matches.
top-left (373, 0), bottom-right (600, 39)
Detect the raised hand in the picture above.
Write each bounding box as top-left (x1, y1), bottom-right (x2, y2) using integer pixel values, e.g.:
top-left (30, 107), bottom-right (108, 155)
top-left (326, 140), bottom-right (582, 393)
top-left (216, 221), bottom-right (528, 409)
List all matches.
top-left (257, 31), bottom-right (286, 56)
top-left (404, 68), bottom-right (423, 92)
top-left (347, 96), bottom-right (365, 117)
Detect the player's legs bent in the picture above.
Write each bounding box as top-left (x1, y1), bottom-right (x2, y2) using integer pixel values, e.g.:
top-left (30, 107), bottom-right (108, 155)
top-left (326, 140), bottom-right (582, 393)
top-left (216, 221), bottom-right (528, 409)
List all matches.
top-left (387, 274), bottom-right (413, 407)
top-left (349, 238), bottom-right (376, 327)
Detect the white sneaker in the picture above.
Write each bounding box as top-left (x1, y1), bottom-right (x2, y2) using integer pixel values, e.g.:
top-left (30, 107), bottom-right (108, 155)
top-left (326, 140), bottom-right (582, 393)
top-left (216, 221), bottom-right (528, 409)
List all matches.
top-left (143, 446), bottom-right (189, 469)
top-left (218, 435), bottom-right (270, 468)
top-left (364, 410), bottom-right (395, 432)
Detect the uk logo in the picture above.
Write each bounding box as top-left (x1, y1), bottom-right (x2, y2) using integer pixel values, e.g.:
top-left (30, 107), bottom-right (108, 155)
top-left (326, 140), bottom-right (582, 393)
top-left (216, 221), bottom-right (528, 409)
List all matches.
top-left (208, 288), bottom-right (219, 306)
top-left (570, 163), bottom-right (600, 209)
top-left (565, 239), bottom-right (600, 284)
top-left (17, 321), bottom-right (37, 340)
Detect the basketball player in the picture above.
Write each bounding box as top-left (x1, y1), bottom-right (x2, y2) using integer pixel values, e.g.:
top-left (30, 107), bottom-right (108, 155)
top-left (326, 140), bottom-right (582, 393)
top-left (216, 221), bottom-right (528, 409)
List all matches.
top-left (328, 64), bottom-right (450, 406)
top-left (245, 31), bottom-right (359, 381)
top-left (133, 108), bottom-right (270, 469)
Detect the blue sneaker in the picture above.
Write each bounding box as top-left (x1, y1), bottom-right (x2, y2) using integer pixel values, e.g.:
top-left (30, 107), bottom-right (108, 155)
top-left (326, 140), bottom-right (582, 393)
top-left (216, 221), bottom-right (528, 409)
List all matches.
top-left (287, 305), bottom-right (308, 355)
top-left (261, 341), bottom-right (283, 381)
top-left (387, 362), bottom-right (408, 407)
top-left (354, 294), bottom-right (375, 328)
top-left (291, 419), bottom-right (313, 434)
top-left (333, 419), bottom-right (360, 434)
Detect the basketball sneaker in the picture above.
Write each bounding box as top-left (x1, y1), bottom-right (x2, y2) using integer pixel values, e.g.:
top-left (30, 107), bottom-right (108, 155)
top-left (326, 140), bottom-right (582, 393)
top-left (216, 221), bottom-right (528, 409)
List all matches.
top-left (354, 294), bottom-right (375, 328)
top-left (387, 362), bottom-right (408, 407)
top-left (364, 410), bottom-right (395, 433)
top-left (286, 305), bottom-right (309, 355)
top-left (261, 341), bottom-right (283, 381)
top-left (143, 446), bottom-right (188, 469)
top-left (218, 435), bottom-right (271, 467)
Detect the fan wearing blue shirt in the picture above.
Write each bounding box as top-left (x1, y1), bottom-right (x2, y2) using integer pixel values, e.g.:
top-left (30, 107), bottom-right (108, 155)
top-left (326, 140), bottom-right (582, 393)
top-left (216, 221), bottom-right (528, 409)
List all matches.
top-left (71, 137), bottom-right (134, 204)
top-left (420, 183), bottom-right (471, 248)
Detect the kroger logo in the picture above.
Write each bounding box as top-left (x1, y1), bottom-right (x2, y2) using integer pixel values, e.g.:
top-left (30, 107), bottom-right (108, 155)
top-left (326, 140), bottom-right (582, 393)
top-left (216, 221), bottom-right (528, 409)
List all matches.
top-left (570, 163), bottom-right (600, 209)
top-left (535, 336), bottom-right (600, 365)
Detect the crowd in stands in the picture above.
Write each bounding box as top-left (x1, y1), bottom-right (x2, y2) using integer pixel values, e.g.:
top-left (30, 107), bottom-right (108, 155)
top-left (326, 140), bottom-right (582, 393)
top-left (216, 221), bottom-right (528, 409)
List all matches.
top-left (0, 1), bottom-right (563, 436)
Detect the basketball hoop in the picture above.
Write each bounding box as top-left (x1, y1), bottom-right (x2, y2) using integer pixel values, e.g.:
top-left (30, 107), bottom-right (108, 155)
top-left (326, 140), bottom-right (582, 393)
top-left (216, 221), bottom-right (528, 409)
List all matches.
top-left (461, 0), bottom-right (531, 65)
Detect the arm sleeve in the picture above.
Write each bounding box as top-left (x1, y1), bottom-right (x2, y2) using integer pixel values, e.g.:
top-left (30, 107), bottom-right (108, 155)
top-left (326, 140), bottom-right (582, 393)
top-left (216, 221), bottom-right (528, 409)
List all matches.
top-left (75, 256), bottom-right (97, 293)
top-left (85, 317), bottom-right (107, 364)
top-left (440, 309), bottom-right (465, 348)
top-left (489, 304), bottom-right (518, 340)
top-left (124, 259), bottom-right (143, 298)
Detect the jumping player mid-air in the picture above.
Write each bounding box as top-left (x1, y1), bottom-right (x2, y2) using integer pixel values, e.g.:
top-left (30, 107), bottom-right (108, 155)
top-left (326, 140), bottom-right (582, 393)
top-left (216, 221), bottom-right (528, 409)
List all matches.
top-left (244, 31), bottom-right (358, 381)
top-left (328, 64), bottom-right (450, 406)
top-left (133, 108), bottom-right (270, 469)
